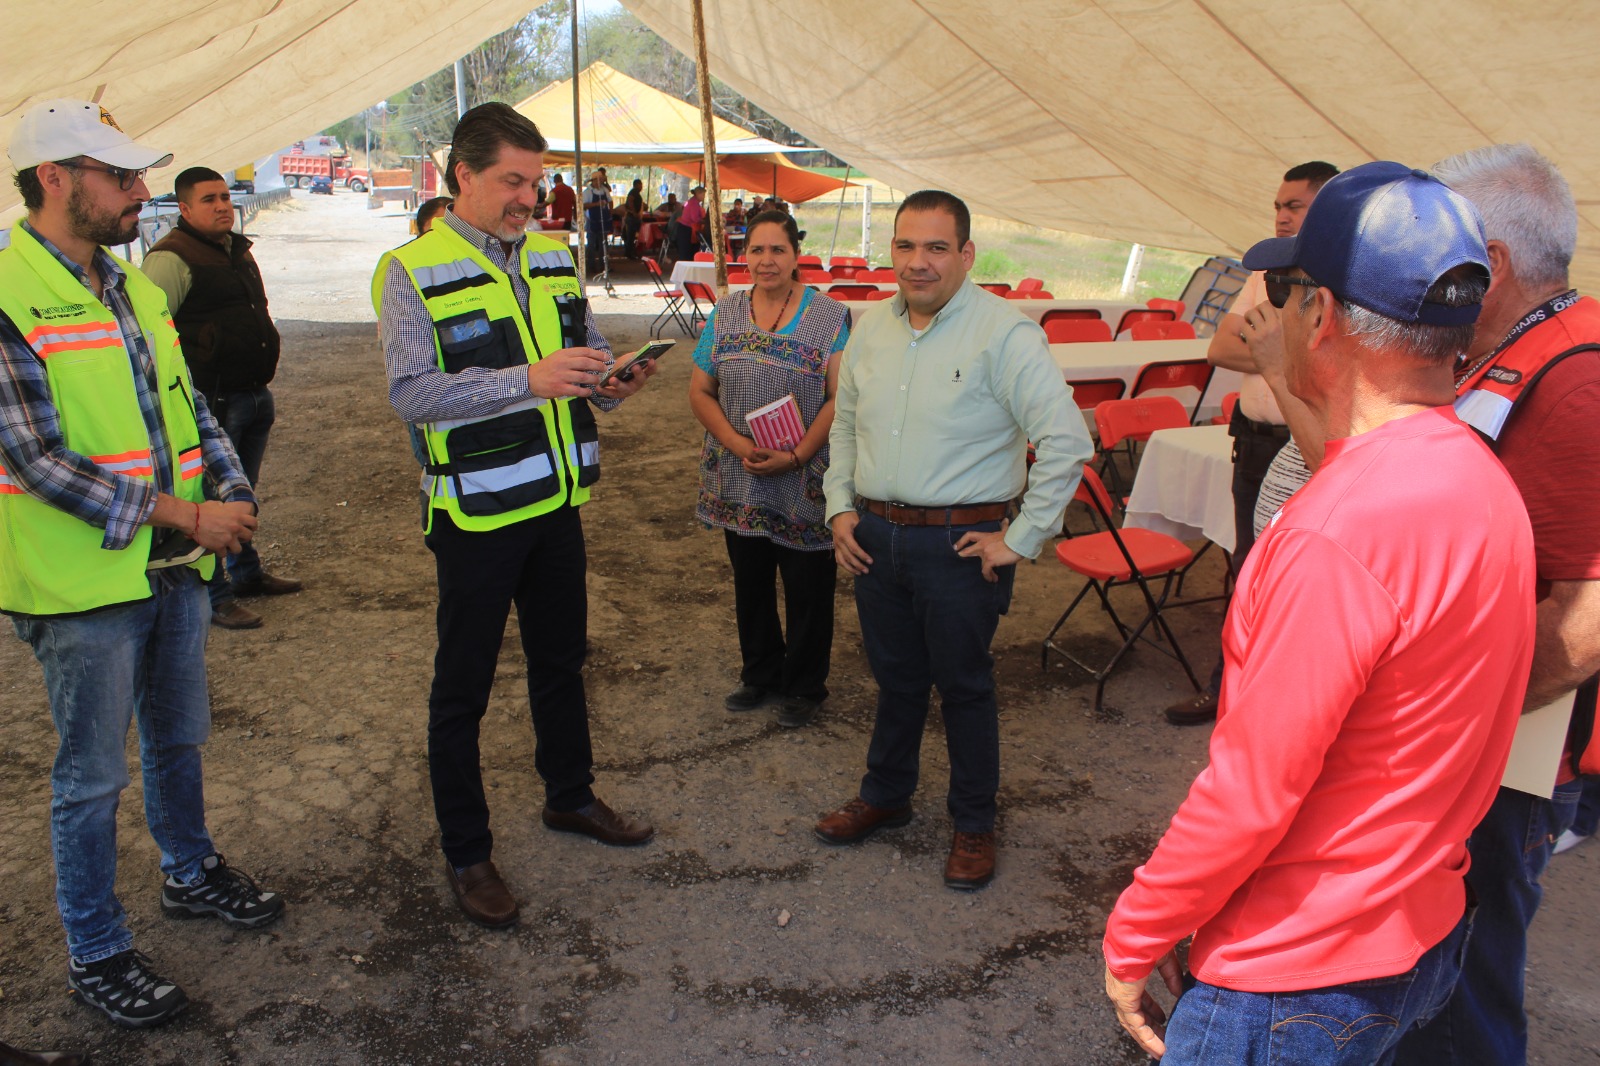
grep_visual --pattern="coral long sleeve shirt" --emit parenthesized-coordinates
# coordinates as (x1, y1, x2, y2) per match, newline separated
(1104, 407, 1536, 991)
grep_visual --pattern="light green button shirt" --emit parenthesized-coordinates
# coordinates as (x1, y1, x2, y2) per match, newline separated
(824, 279, 1092, 559)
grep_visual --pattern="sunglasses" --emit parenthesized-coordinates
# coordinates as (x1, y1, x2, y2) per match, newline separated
(57, 160, 148, 192)
(1263, 273, 1321, 309)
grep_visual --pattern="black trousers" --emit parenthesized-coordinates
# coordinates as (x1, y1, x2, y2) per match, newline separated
(425, 507, 596, 868)
(1203, 405, 1292, 693)
(724, 530, 836, 702)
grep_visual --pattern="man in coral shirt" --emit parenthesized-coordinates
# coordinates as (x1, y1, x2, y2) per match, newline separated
(1102, 162, 1537, 1063)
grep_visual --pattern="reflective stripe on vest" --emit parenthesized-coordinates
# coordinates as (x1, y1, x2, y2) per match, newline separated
(23, 319, 123, 356)
(1454, 295, 1600, 440)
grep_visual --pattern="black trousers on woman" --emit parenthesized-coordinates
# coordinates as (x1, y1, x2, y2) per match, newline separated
(724, 530, 835, 702)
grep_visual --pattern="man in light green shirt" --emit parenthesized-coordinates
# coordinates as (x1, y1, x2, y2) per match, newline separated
(814, 190, 1092, 890)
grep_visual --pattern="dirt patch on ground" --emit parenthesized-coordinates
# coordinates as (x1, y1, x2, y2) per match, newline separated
(1, 192, 1594, 1064)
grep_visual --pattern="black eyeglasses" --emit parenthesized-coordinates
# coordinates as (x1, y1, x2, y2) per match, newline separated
(57, 160, 147, 192)
(1263, 273, 1321, 309)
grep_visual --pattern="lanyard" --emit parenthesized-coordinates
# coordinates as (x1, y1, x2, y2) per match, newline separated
(1455, 289, 1580, 389)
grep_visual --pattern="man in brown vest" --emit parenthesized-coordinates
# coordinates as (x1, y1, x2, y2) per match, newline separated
(145, 166, 302, 628)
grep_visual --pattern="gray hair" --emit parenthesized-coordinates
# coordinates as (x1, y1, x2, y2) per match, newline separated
(1433, 144, 1575, 293)
(1300, 268, 1488, 367)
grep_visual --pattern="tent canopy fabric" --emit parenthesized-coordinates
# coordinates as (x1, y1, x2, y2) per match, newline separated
(618, 0, 1600, 291)
(512, 62, 849, 203)
(1, 0, 537, 214)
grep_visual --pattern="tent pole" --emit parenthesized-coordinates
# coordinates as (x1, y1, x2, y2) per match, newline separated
(571, 1, 587, 290)
(691, 0, 728, 295)
(826, 164, 851, 262)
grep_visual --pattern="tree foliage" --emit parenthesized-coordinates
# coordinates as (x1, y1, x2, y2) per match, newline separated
(325, 0, 814, 164)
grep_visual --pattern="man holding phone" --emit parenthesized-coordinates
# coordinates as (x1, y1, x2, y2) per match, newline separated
(379, 103, 659, 931)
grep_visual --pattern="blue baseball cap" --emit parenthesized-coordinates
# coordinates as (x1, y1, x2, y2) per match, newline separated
(1242, 161, 1489, 326)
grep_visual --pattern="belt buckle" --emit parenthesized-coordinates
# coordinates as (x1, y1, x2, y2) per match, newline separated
(885, 500, 910, 524)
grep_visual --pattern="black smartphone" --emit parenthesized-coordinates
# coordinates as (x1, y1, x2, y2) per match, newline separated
(601, 340, 675, 386)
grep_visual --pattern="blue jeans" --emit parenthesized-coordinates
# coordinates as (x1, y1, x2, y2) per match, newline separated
(1396, 779, 1583, 1065)
(1164, 908, 1474, 1065)
(205, 386, 275, 603)
(1571, 775, 1600, 838)
(852, 511, 1014, 833)
(12, 569, 216, 964)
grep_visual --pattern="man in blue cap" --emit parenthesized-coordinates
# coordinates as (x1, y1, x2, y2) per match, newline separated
(1100, 162, 1538, 1064)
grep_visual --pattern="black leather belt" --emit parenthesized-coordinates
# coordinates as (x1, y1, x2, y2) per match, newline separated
(856, 496, 1009, 527)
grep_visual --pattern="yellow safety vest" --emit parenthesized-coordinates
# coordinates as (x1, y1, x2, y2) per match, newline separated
(0, 225, 213, 615)
(384, 225, 601, 533)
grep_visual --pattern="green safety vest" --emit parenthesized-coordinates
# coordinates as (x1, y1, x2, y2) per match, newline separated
(0, 225, 214, 615)
(382, 224, 601, 533)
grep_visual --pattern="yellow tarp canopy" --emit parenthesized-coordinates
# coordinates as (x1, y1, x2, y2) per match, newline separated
(511, 62, 850, 203)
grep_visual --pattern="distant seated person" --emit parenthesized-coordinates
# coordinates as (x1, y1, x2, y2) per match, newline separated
(654, 192, 678, 222)
(676, 185, 708, 261)
(416, 195, 452, 235)
(546, 172, 576, 229)
(725, 198, 747, 227)
(622, 178, 645, 258)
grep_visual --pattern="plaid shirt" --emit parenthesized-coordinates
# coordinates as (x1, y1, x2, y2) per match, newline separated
(381, 207, 617, 424)
(0, 221, 253, 551)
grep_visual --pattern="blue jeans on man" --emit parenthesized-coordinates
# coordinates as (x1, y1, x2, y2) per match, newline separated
(1163, 907, 1474, 1065)
(852, 511, 1013, 832)
(1395, 778, 1583, 1064)
(205, 386, 274, 605)
(12, 569, 215, 963)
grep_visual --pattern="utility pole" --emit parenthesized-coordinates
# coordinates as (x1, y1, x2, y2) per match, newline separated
(454, 59, 468, 118)
(692, 0, 728, 293)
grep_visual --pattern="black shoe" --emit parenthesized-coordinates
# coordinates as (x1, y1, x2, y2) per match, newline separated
(777, 696, 821, 728)
(68, 950, 188, 1029)
(724, 685, 769, 712)
(161, 854, 285, 929)
(1165, 691, 1218, 725)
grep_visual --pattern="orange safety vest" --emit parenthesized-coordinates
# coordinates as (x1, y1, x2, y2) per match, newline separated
(1454, 294, 1600, 777)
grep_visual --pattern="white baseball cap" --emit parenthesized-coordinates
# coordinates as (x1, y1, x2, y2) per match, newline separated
(9, 99, 173, 171)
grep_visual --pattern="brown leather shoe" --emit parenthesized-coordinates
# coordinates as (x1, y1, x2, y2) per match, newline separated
(445, 860, 518, 928)
(231, 572, 303, 597)
(541, 798, 654, 846)
(210, 600, 263, 630)
(814, 798, 913, 845)
(944, 831, 996, 890)
(0, 1041, 91, 1065)
(1165, 691, 1218, 726)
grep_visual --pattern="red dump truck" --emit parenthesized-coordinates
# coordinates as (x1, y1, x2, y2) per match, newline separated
(278, 154, 369, 192)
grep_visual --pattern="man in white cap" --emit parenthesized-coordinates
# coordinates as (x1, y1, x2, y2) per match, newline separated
(0, 100, 284, 1030)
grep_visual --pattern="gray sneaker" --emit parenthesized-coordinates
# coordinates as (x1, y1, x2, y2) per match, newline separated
(68, 949, 188, 1029)
(162, 854, 285, 929)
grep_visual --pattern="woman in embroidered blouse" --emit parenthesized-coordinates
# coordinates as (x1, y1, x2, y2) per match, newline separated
(688, 211, 851, 729)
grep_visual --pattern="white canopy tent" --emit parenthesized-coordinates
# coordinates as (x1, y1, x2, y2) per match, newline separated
(620, 0, 1600, 289)
(4, 1, 1598, 287)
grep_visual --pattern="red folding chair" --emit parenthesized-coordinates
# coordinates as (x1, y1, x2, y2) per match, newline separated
(979, 282, 1012, 296)
(829, 284, 878, 299)
(797, 255, 824, 268)
(865, 289, 896, 301)
(1017, 277, 1045, 293)
(857, 268, 897, 283)
(1093, 395, 1191, 498)
(1024, 291, 1055, 299)
(1115, 307, 1177, 336)
(681, 280, 717, 334)
(727, 270, 752, 285)
(1146, 297, 1186, 318)
(798, 268, 833, 285)
(1041, 466, 1202, 712)
(829, 265, 859, 280)
(1044, 318, 1113, 344)
(644, 258, 692, 338)
(1064, 378, 1126, 410)
(1039, 308, 1103, 328)
(1127, 320, 1197, 341)
(693, 251, 715, 262)
(1129, 359, 1215, 422)
(1210, 391, 1240, 426)
(830, 256, 868, 268)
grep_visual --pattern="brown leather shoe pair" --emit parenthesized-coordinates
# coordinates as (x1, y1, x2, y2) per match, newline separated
(814, 798, 913, 845)
(445, 860, 518, 928)
(210, 600, 263, 630)
(541, 798, 654, 846)
(1165, 691, 1218, 725)
(944, 831, 996, 891)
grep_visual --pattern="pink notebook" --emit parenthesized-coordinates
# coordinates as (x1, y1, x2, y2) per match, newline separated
(745, 394, 807, 451)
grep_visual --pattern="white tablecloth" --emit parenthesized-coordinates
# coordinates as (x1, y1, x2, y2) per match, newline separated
(1123, 424, 1236, 552)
